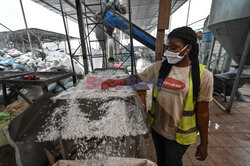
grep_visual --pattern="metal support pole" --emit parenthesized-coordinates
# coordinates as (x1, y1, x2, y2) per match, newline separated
(207, 37, 216, 70)
(213, 98, 226, 111)
(0, 22, 13, 32)
(65, 13, 72, 52)
(59, 0, 76, 83)
(61, 0, 132, 72)
(67, 2, 131, 56)
(11, 87, 33, 105)
(80, 1, 116, 43)
(216, 45, 223, 73)
(19, 0, 34, 58)
(83, 0, 93, 70)
(72, 23, 131, 57)
(187, 17, 207, 27)
(64, 41, 67, 53)
(100, 0, 107, 69)
(75, 0, 89, 75)
(128, 0, 136, 75)
(186, 0, 191, 26)
(213, 45, 222, 74)
(2, 84, 8, 107)
(21, 38, 25, 53)
(221, 53, 232, 73)
(226, 29, 250, 113)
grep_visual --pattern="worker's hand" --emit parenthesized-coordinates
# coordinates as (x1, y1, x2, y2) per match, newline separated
(195, 144, 208, 161)
(101, 79, 117, 89)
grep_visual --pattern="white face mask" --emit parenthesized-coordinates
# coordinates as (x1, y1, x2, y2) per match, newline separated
(165, 45, 188, 64)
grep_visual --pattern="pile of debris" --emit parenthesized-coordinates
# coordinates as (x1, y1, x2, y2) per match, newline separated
(0, 48, 84, 75)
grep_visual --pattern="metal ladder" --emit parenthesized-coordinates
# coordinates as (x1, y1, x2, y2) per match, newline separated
(83, 0, 107, 69)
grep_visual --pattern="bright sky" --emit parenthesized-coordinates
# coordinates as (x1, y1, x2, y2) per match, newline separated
(0, 0, 80, 37)
(171, 0, 212, 30)
(0, 0, 212, 44)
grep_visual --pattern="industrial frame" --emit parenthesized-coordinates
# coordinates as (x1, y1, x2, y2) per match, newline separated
(207, 31, 250, 113)
(226, 29, 250, 112)
(73, 0, 137, 74)
(14, 0, 79, 83)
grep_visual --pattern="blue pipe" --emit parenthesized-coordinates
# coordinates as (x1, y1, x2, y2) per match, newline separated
(104, 9, 167, 52)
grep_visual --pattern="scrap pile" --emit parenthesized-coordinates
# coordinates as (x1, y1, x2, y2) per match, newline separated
(0, 48, 84, 75)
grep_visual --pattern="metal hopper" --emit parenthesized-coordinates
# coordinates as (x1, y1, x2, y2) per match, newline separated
(208, 0, 250, 65)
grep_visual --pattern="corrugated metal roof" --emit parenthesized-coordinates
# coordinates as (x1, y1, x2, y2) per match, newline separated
(31, 0, 187, 32)
(0, 28, 77, 43)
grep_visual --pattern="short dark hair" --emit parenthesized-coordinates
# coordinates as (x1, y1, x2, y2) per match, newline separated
(108, 57, 115, 62)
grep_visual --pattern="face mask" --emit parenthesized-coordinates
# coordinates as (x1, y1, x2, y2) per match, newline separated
(165, 45, 188, 64)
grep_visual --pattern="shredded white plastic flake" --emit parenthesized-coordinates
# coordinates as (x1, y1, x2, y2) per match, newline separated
(215, 123, 220, 130)
(37, 69, 147, 142)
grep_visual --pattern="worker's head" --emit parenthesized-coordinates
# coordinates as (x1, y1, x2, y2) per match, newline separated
(108, 57, 115, 63)
(167, 26, 198, 61)
(197, 31, 203, 39)
(159, 26, 200, 101)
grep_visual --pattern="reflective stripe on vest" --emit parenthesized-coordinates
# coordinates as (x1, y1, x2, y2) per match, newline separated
(148, 87, 158, 124)
(149, 64, 206, 145)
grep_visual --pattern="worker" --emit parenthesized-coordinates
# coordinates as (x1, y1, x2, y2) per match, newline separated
(107, 57, 115, 68)
(114, 60, 121, 68)
(94, 1, 126, 52)
(94, 12, 108, 52)
(102, 27, 213, 166)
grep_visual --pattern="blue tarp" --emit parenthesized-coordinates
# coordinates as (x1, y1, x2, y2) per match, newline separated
(0, 56, 27, 71)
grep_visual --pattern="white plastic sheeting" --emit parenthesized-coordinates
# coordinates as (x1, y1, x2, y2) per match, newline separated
(0, 48, 84, 75)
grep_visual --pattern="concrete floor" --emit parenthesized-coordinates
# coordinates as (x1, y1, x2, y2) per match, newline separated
(183, 95, 250, 166)
(183, 84, 250, 166)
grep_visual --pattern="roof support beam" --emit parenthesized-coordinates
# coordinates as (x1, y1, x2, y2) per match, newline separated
(75, 0, 89, 75)
(128, 0, 136, 74)
(155, 0, 171, 61)
(20, 0, 34, 58)
(186, 0, 191, 25)
(59, 0, 77, 83)
(40, 0, 77, 21)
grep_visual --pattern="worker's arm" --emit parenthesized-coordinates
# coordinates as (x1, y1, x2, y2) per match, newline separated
(195, 101, 209, 161)
(101, 62, 160, 89)
(101, 75, 142, 89)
